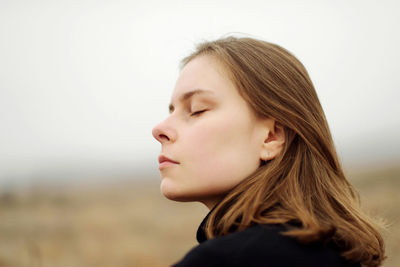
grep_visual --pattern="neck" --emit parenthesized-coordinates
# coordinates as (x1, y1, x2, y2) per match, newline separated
(200, 196, 223, 210)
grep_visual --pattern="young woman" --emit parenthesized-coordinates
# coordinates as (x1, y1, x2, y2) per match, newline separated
(152, 36, 385, 267)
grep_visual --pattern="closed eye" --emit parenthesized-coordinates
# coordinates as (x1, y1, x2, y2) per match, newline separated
(190, 110, 207, 116)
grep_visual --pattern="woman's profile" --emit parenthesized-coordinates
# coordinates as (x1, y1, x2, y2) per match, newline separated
(152, 36, 385, 267)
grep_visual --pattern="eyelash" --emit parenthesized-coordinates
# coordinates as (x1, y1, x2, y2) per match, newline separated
(190, 109, 207, 116)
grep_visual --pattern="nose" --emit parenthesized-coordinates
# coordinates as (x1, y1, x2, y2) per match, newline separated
(152, 119, 176, 144)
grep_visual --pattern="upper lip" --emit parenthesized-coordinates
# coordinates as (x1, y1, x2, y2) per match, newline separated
(158, 155, 180, 164)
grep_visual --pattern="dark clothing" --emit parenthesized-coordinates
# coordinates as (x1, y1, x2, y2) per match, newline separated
(172, 210, 360, 267)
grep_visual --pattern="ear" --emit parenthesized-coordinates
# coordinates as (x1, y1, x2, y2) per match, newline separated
(259, 119, 285, 161)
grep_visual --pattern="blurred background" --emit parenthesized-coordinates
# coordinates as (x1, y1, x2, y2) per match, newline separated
(0, 0, 399, 266)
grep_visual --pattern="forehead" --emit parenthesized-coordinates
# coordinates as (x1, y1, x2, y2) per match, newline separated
(170, 56, 236, 105)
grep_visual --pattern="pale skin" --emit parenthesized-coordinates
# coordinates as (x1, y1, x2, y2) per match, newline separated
(152, 55, 285, 210)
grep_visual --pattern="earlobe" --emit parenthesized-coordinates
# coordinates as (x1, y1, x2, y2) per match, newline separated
(261, 151, 270, 161)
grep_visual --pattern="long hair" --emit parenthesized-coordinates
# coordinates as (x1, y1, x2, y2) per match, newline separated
(181, 36, 385, 267)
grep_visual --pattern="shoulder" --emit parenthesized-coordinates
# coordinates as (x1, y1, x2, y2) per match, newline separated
(173, 224, 360, 267)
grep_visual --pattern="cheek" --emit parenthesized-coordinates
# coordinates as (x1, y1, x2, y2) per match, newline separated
(183, 113, 260, 190)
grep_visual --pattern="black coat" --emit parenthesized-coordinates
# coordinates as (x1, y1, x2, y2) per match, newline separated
(172, 210, 361, 267)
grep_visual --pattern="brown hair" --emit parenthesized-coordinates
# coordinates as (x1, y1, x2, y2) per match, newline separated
(181, 36, 385, 267)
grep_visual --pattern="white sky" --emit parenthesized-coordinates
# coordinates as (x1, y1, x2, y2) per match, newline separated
(1, 0, 399, 183)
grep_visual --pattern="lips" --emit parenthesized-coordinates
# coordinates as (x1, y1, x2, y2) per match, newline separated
(158, 155, 180, 164)
(158, 155, 180, 170)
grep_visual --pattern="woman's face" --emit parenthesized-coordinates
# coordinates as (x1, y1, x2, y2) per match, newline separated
(152, 55, 271, 209)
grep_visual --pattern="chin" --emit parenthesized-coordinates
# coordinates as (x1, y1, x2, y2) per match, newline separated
(160, 178, 198, 202)
(160, 178, 185, 201)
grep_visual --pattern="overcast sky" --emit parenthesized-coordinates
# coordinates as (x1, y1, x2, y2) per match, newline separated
(1, 0, 399, 184)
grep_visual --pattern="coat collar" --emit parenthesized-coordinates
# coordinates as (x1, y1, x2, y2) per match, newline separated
(196, 206, 216, 243)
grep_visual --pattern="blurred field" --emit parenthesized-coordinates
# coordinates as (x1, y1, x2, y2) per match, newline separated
(0, 165, 398, 267)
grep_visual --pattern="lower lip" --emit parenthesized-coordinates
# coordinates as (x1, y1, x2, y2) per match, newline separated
(159, 161, 178, 170)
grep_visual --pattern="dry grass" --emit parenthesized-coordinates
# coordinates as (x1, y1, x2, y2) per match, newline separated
(0, 166, 398, 267)
(348, 166, 400, 267)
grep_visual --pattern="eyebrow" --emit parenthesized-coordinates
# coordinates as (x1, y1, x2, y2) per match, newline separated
(168, 89, 214, 113)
